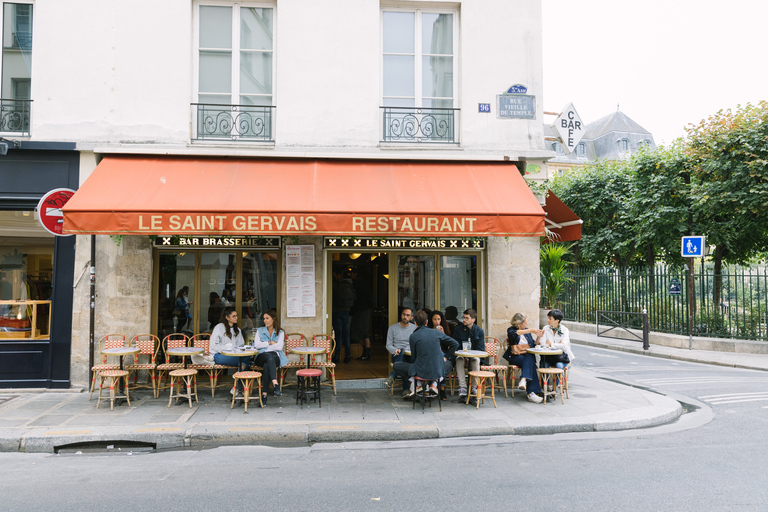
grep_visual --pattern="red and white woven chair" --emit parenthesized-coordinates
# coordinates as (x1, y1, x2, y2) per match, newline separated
(124, 334, 160, 398)
(503, 337, 521, 397)
(156, 333, 189, 395)
(278, 333, 308, 389)
(188, 333, 236, 397)
(89, 334, 127, 400)
(480, 336, 508, 398)
(309, 334, 337, 396)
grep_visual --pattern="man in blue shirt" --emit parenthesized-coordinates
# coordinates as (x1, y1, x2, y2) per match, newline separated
(451, 308, 485, 397)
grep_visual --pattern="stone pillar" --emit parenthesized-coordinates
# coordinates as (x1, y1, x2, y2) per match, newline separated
(486, 236, 540, 340)
(70, 234, 153, 388)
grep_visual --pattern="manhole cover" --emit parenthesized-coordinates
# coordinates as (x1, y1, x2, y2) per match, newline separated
(572, 393, 596, 399)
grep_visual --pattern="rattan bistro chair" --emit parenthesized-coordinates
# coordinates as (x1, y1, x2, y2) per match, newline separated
(480, 337, 508, 398)
(188, 333, 236, 397)
(89, 334, 127, 400)
(124, 334, 160, 398)
(309, 334, 337, 396)
(502, 338, 521, 397)
(278, 333, 308, 389)
(156, 333, 189, 395)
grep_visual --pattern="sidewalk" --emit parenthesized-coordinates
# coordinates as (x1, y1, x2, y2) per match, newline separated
(569, 330, 768, 372)
(0, 366, 681, 453)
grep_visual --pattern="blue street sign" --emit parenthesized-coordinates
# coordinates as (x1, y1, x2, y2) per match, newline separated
(681, 236, 705, 258)
(478, 103, 491, 113)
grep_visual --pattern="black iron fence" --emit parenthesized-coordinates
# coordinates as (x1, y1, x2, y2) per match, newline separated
(0, 99, 31, 135)
(546, 264, 768, 341)
(192, 103, 274, 142)
(381, 106, 459, 143)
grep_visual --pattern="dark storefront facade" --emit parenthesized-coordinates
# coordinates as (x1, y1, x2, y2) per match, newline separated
(0, 142, 78, 387)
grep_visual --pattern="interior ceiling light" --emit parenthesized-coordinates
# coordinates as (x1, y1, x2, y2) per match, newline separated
(349, 253, 361, 260)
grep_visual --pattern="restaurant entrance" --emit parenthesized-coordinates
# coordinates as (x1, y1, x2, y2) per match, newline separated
(327, 242, 482, 380)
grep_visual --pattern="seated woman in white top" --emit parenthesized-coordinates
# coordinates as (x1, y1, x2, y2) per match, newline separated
(206, 306, 247, 370)
(253, 309, 285, 404)
(540, 309, 575, 368)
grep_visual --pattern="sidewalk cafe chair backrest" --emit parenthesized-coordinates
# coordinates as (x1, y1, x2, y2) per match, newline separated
(277, 333, 309, 388)
(503, 337, 520, 394)
(191, 333, 211, 353)
(163, 333, 189, 357)
(129, 334, 160, 365)
(99, 334, 127, 363)
(311, 334, 334, 363)
(480, 336, 508, 398)
(286, 333, 307, 354)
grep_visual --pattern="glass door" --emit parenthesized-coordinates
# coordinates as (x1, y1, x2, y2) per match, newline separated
(199, 252, 236, 333)
(156, 252, 196, 338)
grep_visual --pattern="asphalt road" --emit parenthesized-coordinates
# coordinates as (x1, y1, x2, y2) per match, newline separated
(2, 345, 768, 511)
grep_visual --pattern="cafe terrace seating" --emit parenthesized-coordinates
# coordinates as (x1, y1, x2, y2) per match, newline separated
(502, 337, 521, 396)
(124, 334, 160, 398)
(231, 370, 263, 412)
(189, 333, 237, 397)
(89, 333, 127, 400)
(309, 334, 337, 396)
(96, 369, 131, 411)
(278, 333, 308, 389)
(156, 333, 189, 394)
(480, 336, 508, 398)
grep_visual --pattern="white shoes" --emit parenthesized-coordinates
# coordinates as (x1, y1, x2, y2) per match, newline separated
(518, 379, 527, 391)
(528, 392, 543, 403)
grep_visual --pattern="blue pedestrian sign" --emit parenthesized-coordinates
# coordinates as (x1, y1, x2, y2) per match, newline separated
(681, 236, 705, 258)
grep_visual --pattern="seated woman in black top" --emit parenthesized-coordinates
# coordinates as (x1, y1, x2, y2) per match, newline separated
(503, 312, 544, 403)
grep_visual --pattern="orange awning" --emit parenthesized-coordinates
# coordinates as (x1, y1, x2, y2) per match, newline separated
(543, 192, 582, 241)
(63, 156, 545, 237)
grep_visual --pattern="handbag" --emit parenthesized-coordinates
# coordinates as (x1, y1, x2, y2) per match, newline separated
(172, 308, 182, 316)
(512, 343, 529, 355)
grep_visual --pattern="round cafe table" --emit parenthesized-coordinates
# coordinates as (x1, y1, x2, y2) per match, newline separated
(166, 346, 204, 369)
(290, 346, 326, 368)
(527, 346, 564, 404)
(454, 349, 488, 397)
(101, 347, 140, 402)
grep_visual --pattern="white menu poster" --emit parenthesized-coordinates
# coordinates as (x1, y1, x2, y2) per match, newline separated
(286, 245, 315, 317)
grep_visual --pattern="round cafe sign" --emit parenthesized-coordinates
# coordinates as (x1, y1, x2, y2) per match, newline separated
(36, 188, 76, 236)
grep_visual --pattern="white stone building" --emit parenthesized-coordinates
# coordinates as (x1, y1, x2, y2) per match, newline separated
(0, 0, 566, 388)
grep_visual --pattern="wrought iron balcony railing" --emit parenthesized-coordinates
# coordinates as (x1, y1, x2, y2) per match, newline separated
(0, 99, 31, 135)
(381, 106, 459, 143)
(192, 103, 275, 142)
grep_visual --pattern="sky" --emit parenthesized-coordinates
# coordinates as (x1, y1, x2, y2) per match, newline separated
(542, 0, 768, 146)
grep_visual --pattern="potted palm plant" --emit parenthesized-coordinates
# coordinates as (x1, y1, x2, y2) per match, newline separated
(540, 243, 573, 325)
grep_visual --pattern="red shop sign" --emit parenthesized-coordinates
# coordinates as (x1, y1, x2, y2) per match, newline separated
(37, 188, 76, 236)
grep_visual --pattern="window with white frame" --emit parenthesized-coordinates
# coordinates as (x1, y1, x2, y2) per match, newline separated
(382, 10, 455, 109)
(576, 142, 586, 157)
(0, 2, 32, 135)
(194, 3, 274, 140)
(381, 9, 457, 142)
(618, 138, 629, 152)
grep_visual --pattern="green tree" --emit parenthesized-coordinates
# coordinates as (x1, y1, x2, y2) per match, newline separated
(686, 101, 768, 307)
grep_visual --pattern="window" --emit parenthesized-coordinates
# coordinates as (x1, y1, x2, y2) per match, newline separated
(0, 2, 32, 135)
(618, 138, 629, 152)
(640, 139, 651, 148)
(553, 142, 563, 155)
(194, 4, 275, 141)
(381, 9, 457, 142)
(576, 142, 586, 157)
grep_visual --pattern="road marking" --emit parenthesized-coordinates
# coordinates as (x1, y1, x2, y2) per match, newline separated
(703, 397, 768, 405)
(699, 392, 768, 399)
(43, 430, 92, 436)
(135, 427, 181, 432)
(699, 392, 768, 404)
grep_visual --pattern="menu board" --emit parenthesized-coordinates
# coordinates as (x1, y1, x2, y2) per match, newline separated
(286, 245, 316, 317)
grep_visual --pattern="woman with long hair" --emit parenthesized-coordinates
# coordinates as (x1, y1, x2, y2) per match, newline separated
(429, 310, 452, 336)
(253, 309, 285, 405)
(174, 286, 192, 332)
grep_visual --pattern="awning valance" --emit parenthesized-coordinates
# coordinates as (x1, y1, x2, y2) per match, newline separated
(543, 192, 582, 241)
(62, 156, 545, 237)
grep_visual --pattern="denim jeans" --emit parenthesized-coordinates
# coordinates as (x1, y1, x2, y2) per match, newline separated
(504, 352, 541, 394)
(390, 351, 410, 391)
(214, 353, 249, 372)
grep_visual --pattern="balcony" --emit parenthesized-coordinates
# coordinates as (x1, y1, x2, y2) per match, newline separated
(0, 99, 31, 135)
(381, 106, 459, 144)
(192, 103, 275, 142)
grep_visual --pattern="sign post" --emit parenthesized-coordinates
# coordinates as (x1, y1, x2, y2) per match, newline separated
(681, 236, 705, 350)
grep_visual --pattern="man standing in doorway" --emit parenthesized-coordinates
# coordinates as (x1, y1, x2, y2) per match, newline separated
(385, 307, 416, 395)
(350, 267, 375, 361)
(452, 308, 485, 399)
(332, 269, 356, 363)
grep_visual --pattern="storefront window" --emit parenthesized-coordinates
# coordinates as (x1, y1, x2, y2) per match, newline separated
(157, 252, 195, 337)
(397, 255, 435, 313)
(440, 255, 477, 319)
(199, 252, 235, 333)
(241, 252, 278, 331)
(0, 211, 54, 339)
